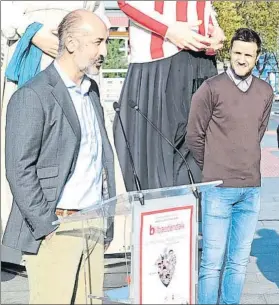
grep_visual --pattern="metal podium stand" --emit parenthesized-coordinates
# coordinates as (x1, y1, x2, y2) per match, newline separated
(53, 180, 222, 304)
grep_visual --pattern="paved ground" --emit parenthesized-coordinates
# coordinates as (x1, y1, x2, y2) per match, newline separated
(1, 102, 279, 304)
(239, 107, 279, 305)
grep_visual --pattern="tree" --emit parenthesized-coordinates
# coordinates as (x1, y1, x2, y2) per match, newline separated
(213, 1, 244, 66)
(103, 38, 128, 77)
(214, 0, 279, 73)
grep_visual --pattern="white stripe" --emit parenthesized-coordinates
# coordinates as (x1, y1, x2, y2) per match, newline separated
(129, 23, 153, 62)
(204, 1, 213, 36)
(122, 0, 172, 28)
(187, 1, 199, 33)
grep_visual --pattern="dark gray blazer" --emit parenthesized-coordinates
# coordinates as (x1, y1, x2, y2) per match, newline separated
(3, 63, 116, 254)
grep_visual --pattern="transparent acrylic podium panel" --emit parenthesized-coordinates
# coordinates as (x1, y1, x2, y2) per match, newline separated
(53, 180, 222, 304)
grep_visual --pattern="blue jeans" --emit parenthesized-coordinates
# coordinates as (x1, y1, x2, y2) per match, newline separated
(198, 187, 261, 304)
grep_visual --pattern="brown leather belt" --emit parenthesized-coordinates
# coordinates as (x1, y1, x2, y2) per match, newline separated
(55, 209, 80, 217)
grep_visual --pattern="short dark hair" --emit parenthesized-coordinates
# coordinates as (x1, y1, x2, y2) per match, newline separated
(230, 28, 262, 55)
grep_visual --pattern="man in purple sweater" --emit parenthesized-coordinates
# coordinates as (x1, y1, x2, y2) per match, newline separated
(186, 28, 274, 304)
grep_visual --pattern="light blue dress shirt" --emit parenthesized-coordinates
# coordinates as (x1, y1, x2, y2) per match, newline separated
(54, 61, 103, 210)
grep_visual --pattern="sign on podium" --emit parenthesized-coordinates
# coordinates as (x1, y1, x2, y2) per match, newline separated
(53, 180, 222, 304)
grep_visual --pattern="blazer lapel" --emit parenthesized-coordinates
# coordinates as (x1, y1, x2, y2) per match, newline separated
(45, 63, 81, 143)
(51, 77, 81, 144)
(88, 90, 106, 138)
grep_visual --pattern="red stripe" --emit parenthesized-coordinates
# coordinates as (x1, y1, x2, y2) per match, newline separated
(155, 0, 164, 13)
(118, 1, 168, 37)
(150, 1, 165, 60)
(176, 1, 188, 22)
(197, 1, 206, 36)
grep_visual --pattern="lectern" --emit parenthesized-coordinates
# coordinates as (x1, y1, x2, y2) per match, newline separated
(53, 180, 222, 304)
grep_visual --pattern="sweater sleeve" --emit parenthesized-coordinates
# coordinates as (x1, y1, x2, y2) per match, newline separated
(117, 0, 171, 37)
(186, 81, 214, 170)
(259, 93, 274, 141)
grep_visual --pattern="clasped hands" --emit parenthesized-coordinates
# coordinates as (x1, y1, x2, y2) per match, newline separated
(166, 20, 226, 52)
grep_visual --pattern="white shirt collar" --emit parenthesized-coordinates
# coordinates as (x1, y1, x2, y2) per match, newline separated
(54, 61, 91, 96)
(226, 66, 253, 92)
